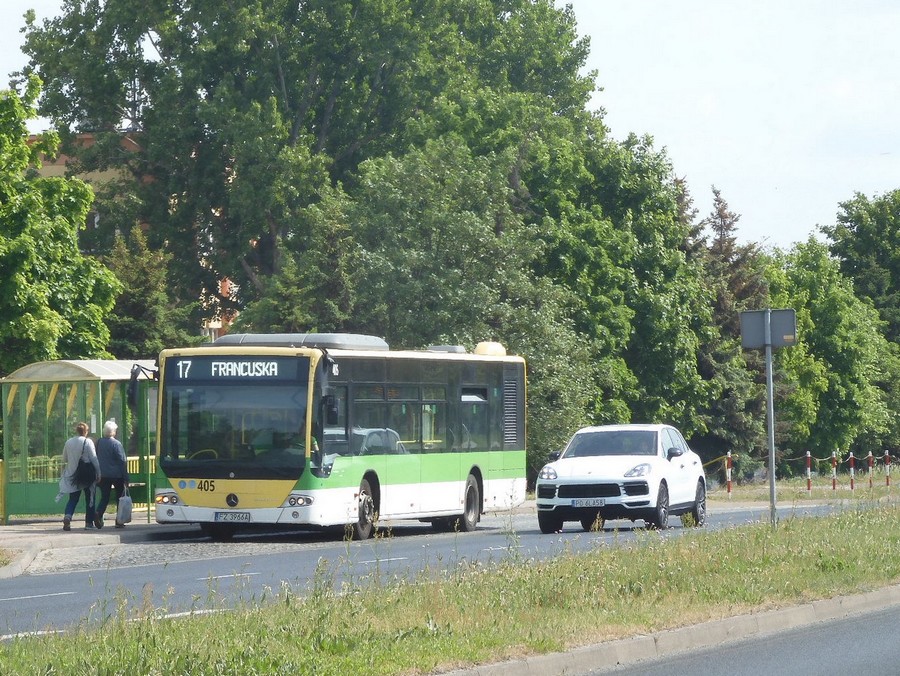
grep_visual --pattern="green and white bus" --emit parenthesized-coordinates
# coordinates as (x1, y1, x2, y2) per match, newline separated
(151, 333, 526, 539)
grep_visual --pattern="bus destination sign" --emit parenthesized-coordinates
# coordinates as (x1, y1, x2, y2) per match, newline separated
(165, 356, 307, 383)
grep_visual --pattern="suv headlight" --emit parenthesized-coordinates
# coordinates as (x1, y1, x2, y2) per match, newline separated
(538, 465, 558, 480)
(624, 463, 652, 477)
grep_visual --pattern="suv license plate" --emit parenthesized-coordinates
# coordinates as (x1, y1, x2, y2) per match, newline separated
(572, 498, 605, 508)
(215, 511, 251, 523)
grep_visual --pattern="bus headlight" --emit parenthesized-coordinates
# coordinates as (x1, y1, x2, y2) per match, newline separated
(286, 494, 313, 507)
(155, 492, 179, 505)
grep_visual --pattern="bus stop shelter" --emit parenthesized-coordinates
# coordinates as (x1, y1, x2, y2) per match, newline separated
(1, 360, 157, 523)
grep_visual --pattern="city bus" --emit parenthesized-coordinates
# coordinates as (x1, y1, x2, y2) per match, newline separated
(149, 333, 526, 539)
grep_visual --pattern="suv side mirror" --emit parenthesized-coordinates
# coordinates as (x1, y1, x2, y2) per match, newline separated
(548, 450, 561, 462)
(667, 446, 684, 460)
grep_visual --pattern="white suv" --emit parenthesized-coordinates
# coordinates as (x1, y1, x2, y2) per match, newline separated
(535, 424, 706, 533)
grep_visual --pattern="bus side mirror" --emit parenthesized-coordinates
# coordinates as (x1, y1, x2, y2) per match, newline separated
(325, 395, 339, 425)
(126, 365, 140, 408)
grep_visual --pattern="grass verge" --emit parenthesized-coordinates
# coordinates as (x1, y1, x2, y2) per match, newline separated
(709, 476, 895, 502)
(2, 502, 899, 674)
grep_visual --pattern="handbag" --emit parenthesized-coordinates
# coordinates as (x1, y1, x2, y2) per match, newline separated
(74, 440, 96, 485)
(117, 487, 133, 524)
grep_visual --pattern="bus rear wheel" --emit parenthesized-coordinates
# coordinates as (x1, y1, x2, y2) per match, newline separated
(351, 478, 375, 540)
(454, 474, 480, 532)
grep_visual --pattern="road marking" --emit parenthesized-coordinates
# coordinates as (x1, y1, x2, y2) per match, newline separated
(359, 557, 407, 564)
(197, 572, 261, 581)
(0, 591, 76, 602)
(1, 628, 64, 641)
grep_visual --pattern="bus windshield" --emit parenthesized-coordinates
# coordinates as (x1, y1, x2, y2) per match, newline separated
(160, 355, 312, 480)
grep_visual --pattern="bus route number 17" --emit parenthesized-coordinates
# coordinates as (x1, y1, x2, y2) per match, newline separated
(177, 360, 192, 378)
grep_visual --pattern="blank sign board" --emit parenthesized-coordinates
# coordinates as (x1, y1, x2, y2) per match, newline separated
(740, 309, 797, 349)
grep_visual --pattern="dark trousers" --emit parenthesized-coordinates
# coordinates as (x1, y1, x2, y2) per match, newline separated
(64, 486, 96, 525)
(96, 478, 127, 521)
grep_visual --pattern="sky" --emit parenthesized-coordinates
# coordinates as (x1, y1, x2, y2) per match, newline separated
(2, 1, 899, 250)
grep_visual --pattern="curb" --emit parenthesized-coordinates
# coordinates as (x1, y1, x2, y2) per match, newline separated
(0, 531, 121, 580)
(0, 543, 41, 580)
(439, 583, 900, 675)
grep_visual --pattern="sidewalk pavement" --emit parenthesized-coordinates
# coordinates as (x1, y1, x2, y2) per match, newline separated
(0, 510, 193, 579)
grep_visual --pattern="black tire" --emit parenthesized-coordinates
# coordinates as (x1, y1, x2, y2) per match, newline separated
(684, 480, 706, 528)
(580, 513, 605, 532)
(538, 511, 563, 534)
(350, 478, 375, 540)
(451, 474, 480, 532)
(648, 482, 669, 530)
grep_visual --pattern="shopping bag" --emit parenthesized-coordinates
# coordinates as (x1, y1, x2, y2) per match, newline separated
(117, 488, 133, 524)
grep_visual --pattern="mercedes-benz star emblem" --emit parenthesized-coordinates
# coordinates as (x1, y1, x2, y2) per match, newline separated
(226, 493, 239, 507)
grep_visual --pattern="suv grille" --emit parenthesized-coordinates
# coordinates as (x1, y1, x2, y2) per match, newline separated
(557, 483, 621, 499)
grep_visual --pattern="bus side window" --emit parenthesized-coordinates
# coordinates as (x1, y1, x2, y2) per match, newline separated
(323, 387, 348, 455)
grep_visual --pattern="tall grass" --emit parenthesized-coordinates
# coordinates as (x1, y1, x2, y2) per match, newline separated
(2, 504, 899, 675)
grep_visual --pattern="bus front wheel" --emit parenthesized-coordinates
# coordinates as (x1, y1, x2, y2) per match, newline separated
(351, 478, 375, 540)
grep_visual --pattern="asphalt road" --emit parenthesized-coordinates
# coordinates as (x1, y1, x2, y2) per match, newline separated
(590, 603, 900, 676)
(2, 499, 898, 676)
(0, 501, 839, 639)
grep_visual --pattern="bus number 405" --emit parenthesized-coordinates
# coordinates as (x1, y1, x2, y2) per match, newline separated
(197, 480, 215, 492)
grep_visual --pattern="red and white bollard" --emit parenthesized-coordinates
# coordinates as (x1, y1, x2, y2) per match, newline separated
(726, 451, 733, 499)
(849, 452, 855, 492)
(806, 450, 812, 494)
(867, 451, 874, 489)
(831, 451, 837, 491)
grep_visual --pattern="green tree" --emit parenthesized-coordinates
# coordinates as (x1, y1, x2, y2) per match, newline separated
(20, 0, 594, 322)
(0, 79, 120, 375)
(767, 239, 893, 459)
(689, 188, 768, 462)
(301, 136, 596, 473)
(823, 189, 900, 342)
(103, 227, 203, 358)
(594, 135, 716, 433)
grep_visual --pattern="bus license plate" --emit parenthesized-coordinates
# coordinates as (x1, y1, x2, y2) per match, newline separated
(215, 511, 251, 523)
(571, 498, 605, 508)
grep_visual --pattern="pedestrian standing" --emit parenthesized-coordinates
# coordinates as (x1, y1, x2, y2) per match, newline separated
(57, 422, 101, 531)
(94, 419, 130, 529)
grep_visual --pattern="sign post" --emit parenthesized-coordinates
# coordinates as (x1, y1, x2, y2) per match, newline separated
(740, 309, 797, 526)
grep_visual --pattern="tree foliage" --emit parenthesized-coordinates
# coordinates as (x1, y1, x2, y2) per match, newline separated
(103, 227, 203, 358)
(767, 240, 894, 456)
(0, 78, 120, 375)
(296, 136, 596, 473)
(688, 188, 768, 461)
(20, 0, 593, 320)
(15, 0, 900, 471)
(823, 190, 900, 342)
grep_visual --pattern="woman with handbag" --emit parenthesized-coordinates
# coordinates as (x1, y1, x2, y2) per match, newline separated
(57, 422, 101, 531)
(93, 419, 130, 529)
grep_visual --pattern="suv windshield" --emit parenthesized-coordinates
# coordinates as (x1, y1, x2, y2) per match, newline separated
(562, 430, 657, 458)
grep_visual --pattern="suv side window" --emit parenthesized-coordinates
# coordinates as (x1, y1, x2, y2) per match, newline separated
(661, 428, 678, 456)
(670, 427, 690, 453)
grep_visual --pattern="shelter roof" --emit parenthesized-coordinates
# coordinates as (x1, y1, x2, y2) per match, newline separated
(2, 360, 157, 383)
